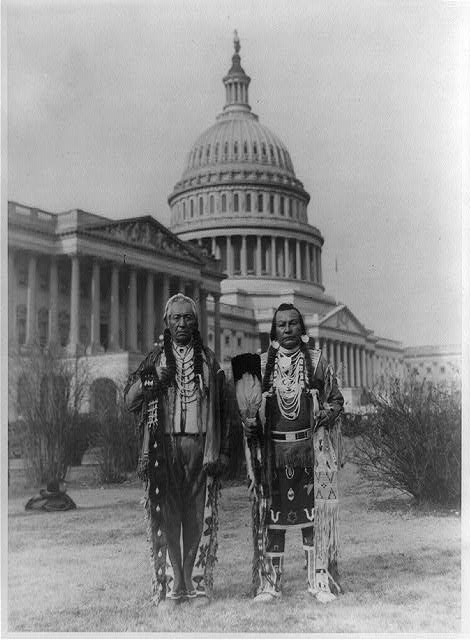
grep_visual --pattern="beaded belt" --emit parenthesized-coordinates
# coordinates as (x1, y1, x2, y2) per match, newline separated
(271, 428, 312, 442)
(167, 432, 206, 437)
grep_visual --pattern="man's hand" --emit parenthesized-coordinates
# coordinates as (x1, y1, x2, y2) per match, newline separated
(316, 405, 336, 429)
(242, 417, 260, 438)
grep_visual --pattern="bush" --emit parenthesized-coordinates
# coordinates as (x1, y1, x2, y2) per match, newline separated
(12, 347, 90, 486)
(92, 396, 139, 484)
(353, 375, 461, 506)
(65, 414, 98, 467)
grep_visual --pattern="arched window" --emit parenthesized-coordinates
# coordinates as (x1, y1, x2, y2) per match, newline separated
(16, 304, 26, 345)
(59, 311, 70, 347)
(38, 307, 49, 348)
(222, 194, 227, 213)
(199, 197, 204, 216)
(234, 141, 238, 158)
(253, 142, 258, 158)
(262, 143, 267, 159)
(90, 378, 118, 418)
(209, 195, 214, 214)
(269, 195, 275, 214)
(270, 145, 275, 161)
(224, 142, 229, 160)
(206, 145, 211, 162)
(183, 201, 186, 220)
(246, 193, 251, 212)
(243, 141, 248, 156)
(280, 196, 285, 215)
(190, 199, 194, 217)
(215, 143, 219, 161)
(234, 193, 239, 212)
(258, 193, 264, 213)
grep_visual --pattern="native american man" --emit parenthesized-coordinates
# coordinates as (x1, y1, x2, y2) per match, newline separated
(233, 303, 344, 603)
(124, 294, 230, 608)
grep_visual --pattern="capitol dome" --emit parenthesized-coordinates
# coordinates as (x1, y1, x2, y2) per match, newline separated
(169, 32, 329, 311)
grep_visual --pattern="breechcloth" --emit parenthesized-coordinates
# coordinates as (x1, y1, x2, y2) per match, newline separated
(148, 434, 206, 597)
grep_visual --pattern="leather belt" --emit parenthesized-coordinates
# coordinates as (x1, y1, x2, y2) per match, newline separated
(271, 428, 312, 442)
(167, 432, 206, 437)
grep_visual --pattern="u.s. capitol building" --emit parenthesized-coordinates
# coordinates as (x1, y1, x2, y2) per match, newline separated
(9, 34, 429, 419)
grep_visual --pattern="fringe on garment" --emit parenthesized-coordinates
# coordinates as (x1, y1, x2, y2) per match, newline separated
(144, 494, 167, 602)
(313, 499, 340, 565)
(203, 476, 221, 597)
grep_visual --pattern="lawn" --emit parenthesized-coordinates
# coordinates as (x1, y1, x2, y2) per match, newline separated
(6, 452, 464, 635)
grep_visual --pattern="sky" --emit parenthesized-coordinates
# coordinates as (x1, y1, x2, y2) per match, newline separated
(4, 0, 469, 347)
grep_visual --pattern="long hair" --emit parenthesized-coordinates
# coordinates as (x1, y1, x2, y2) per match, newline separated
(262, 303, 316, 392)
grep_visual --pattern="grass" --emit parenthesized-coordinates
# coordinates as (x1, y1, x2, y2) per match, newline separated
(6, 451, 463, 634)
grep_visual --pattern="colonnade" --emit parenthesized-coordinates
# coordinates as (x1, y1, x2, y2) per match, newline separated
(196, 234, 322, 283)
(314, 337, 376, 389)
(9, 251, 221, 359)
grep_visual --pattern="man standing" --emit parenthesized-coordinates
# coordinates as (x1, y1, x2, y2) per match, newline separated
(125, 294, 230, 608)
(234, 303, 344, 603)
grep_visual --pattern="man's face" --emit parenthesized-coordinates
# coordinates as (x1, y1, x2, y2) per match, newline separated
(274, 309, 303, 350)
(167, 300, 197, 345)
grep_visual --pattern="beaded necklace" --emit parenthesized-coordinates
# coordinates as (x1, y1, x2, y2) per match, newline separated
(273, 346, 306, 420)
(173, 343, 197, 404)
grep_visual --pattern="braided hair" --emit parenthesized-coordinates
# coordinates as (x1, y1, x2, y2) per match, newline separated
(262, 303, 318, 392)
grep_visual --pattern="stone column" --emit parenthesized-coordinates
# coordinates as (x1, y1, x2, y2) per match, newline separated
(199, 287, 208, 344)
(296, 240, 301, 280)
(47, 258, 58, 347)
(256, 235, 262, 276)
(361, 347, 367, 387)
(8, 251, 16, 344)
(127, 268, 138, 351)
(109, 264, 120, 351)
(226, 236, 232, 276)
(284, 238, 289, 278)
(328, 340, 335, 367)
(67, 255, 79, 353)
(335, 341, 342, 383)
(25, 254, 38, 346)
(304, 243, 310, 281)
(318, 248, 323, 284)
(355, 345, 361, 389)
(348, 344, 355, 387)
(213, 292, 221, 361)
(241, 235, 247, 276)
(89, 260, 101, 352)
(271, 236, 276, 276)
(145, 271, 155, 350)
(342, 343, 349, 386)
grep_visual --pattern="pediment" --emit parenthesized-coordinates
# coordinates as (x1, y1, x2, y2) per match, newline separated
(320, 305, 367, 336)
(80, 216, 200, 263)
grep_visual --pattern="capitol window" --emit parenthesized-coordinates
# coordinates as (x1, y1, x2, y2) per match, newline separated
(222, 194, 227, 212)
(199, 197, 204, 216)
(262, 143, 267, 159)
(190, 199, 194, 217)
(246, 193, 251, 212)
(289, 199, 293, 217)
(234, 141, 238, 158)
(243, 141, 248, 157)
(224, 142, 229, 160)
(258, 193, 263, 212)
(280, 196, 285, 215)
(234, 193, 239, 212)
(253, 142, 258, 158)
(269, 195, 274, 214)
(183, 201, 186, 219)
(210, 195, 214, 214)
(215, 143, 219, 161)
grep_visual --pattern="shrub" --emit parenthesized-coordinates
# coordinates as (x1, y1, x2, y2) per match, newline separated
(92, 392, 139, 484)
(353, 375, 461, 506)
(12, 347, 89, 486)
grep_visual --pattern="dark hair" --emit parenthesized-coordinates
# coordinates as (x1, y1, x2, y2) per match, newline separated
(263, 303, 316, 392)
